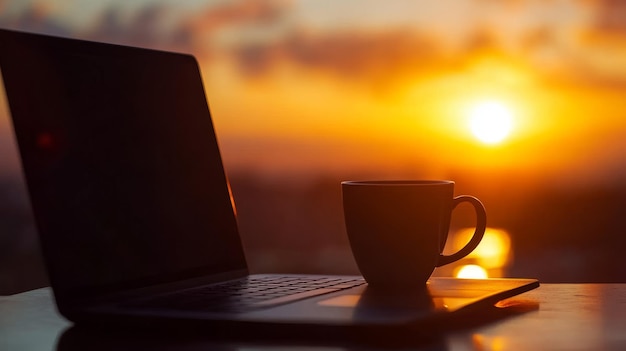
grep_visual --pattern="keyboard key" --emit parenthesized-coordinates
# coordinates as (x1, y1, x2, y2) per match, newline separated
(127, 276, 365, 313)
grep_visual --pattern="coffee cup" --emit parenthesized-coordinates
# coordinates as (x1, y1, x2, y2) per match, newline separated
(342, 180, 486, 287)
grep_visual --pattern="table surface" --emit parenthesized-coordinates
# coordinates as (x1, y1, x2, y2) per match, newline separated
(1, 284, 626, 351)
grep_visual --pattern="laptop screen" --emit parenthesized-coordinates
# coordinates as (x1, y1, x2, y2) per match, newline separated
(0, 30, 247, 298)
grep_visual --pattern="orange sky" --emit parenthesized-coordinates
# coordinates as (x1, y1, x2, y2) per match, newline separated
(2, 0, 626, 186)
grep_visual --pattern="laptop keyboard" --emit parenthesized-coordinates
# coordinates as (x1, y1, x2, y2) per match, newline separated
(127, 276, 366, 313)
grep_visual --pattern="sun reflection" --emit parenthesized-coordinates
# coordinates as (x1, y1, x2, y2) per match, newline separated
(468, 100, 514, 145)
(472, 228, 512, 268)
(472, 334, 507, 351)
(456, 264, 488, 279)
(444, 228, 513, 279)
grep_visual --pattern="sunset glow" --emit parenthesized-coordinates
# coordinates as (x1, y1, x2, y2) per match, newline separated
(1, 0, 626, 284)
(440, 228, 513, 279)
(455, 265, 488, 279)
(1, 0, 626, 183)
(451, 228, 512, 269)
(468, 101, 514, 145)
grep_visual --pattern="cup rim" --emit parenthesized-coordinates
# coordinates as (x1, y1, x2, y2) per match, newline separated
(341, 180, 454, 186)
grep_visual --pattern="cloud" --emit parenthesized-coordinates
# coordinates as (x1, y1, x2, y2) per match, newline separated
(589, 0, 626, 36)
(83, 4, 191, 52)
(178, 0, 291, 57)
(184, 0, 288, 34)
(0, 3, 70, 38)
(0, 0, 291, 55)
(233, 29, 448, 90)
(5, 0, 626, 92)
(230, 11, 626, 93)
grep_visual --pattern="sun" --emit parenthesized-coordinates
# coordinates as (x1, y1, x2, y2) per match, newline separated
(468, 101, 514, 144)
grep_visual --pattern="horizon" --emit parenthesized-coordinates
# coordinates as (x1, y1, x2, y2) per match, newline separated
(0, 0, 625, 188)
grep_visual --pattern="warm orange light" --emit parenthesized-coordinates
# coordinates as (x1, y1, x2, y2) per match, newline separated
(450, 228, 512, 269)
(472, 334, 507, 351)
(468, 100, 513, 144)
(456, 264, 488, 279)
(472, 228, 512, 268)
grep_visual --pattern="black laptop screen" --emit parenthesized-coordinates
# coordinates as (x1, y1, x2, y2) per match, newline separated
(0, 30, 247, 298)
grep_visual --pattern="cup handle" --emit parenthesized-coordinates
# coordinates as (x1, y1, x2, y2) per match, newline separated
(436, 195, 486, 267)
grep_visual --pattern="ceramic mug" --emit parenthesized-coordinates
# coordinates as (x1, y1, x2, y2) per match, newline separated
(342, 180, 486, 287)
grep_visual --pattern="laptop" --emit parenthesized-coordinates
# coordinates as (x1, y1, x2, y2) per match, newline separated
(0, 28, 539, 340)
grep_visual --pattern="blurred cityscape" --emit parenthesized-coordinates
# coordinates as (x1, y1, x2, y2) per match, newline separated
(2, 0, 626, 293)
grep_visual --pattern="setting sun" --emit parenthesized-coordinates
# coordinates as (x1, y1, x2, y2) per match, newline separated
(469, 101, 514, 145)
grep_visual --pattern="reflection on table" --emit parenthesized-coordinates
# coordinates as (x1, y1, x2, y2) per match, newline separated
(2, 284, 626, 350)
